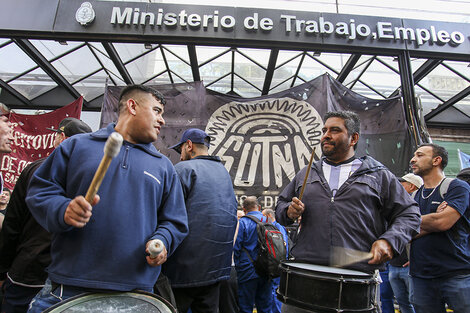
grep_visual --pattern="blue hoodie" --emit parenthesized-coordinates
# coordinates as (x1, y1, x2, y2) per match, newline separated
(26, 124, 188, 291)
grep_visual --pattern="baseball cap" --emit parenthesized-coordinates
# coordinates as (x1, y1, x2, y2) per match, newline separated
(399, 173, 424, 189)
(169, 128, 210, 153)
(47, 117, 92, 137)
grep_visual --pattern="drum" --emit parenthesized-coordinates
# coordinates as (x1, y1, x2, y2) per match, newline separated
(43, 291, 176, 313)
(277, 262, 379, 313)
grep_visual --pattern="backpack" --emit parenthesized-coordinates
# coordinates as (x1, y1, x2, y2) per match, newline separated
(241, 215, 287, 279)
(412, 177, 454, 199)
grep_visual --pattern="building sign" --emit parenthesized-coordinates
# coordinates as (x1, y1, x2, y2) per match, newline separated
(1, 0, 468, 58)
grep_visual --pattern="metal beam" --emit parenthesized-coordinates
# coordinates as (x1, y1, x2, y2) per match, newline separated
(13, 39, 81, 99)
(425, 85, 470, 121)
(187, 44, 200, 81)
(102, 42, 134, 85)
(389, 59, 442, 98)
(262, 49, 279, 95)
(0, 78, 32, 106)
(414, 59, 442, 83)
(397, 50, 421, 145)
(349, 56, 374, 89)
(160, 46, 173, 84)
(291, 52, 306, 88)
(336, 54, 361, 83)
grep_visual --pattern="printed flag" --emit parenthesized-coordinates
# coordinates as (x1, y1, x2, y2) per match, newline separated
(458, 149, 470, 170)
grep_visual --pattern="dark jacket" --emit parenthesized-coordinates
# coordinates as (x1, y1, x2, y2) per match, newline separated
(163, 155, 238, 287)
(0, 158, 50, 286)
(276, 156, 421, 273)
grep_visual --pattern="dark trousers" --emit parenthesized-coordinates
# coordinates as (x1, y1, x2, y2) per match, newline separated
(172, 281, 221, 313)
(1, 278, 42, 313)
(219, 266, 239, 313)
(238, 277, 273, 313)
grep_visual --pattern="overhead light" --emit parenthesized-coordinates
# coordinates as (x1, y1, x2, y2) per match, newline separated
(312, 52, 321, 57)
(58, 40, 68, 45)
(144, 43, 152, 49)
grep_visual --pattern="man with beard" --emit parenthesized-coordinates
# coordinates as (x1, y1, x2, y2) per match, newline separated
(409, 144, 470, 313)
(275, 110, 421, 313)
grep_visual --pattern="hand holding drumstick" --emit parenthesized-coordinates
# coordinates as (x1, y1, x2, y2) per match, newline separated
(286, 147, 315, 221)
(287, 197, 305, 220)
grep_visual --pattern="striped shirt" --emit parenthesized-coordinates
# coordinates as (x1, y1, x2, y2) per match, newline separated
(322, 158, 363, 196)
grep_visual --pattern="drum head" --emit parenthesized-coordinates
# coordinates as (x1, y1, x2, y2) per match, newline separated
(43, 291, 176, 313)
(283, 262, 371, 277)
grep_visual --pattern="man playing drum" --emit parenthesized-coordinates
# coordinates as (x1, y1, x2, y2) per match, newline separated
(25, 85, 189, 312)
(276, 110, 421, 312)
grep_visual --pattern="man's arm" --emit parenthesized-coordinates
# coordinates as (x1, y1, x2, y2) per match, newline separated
(418, 181, 470, 236)
(276, 175, 300, 226)
(379, 174, 421, 255)
(149, 170, 188, 259)
(25, 147, 77, 233)
(233, 219, 246, 265)
(420, 205, 461, 233)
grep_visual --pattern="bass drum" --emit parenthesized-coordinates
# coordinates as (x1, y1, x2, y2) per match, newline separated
(277, 262, 379, 312)
(43, 291, 176, 313)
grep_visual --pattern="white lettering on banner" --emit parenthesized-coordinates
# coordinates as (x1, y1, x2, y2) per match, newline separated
(108, 7, 467, 47)
(12, 130, 55, 150)
(206, 97, 323, 195)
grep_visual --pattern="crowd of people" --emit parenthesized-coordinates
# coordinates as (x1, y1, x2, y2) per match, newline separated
(0, 85, 468, 313)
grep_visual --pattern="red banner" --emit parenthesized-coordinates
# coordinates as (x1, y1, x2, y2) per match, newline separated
(1, 97, 83, 189)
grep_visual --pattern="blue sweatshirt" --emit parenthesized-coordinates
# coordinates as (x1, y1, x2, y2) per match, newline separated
(25, 124, 188, 291)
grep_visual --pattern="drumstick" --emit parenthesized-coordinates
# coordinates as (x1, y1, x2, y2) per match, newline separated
(330, 246, 373, 268)
(85, 132, 123, 203)
(299, 147, 316, 201)
(148, 239, 164, 257)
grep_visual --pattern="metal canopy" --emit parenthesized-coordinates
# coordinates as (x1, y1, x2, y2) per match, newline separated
(0, 27, 468, 130)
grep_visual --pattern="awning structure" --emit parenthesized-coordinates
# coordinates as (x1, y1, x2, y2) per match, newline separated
(0, 1, 468, 131)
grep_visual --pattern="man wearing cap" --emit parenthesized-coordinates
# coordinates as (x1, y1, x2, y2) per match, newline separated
(0, 118, 92, 313)
(47, 117, 93, 148)
(399, 173, 424, 195)
(387, 173, 423, 313)
(163, 128, 238, 313)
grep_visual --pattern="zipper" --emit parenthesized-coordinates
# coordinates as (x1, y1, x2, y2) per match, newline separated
(122, 145, 129, 169)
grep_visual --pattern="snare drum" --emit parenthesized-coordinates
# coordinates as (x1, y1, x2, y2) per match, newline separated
(43, 291, 176, 313)
(277, 262, 379, 313)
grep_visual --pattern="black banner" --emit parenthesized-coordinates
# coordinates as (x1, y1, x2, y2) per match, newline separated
(101, 74, 415, 205)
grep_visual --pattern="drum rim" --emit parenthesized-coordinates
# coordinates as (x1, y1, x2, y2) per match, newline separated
(43, 290, 176, 313)
(281, 261, 372, 277)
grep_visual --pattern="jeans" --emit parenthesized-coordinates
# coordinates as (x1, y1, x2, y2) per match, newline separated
(379, 266, 394, 313)
(389, 265, 415, 313)
(238, 277, 273, 313)
(27, 279, 85, 313)
(411, 274, 470, 313)
(27, 278, 153, 313)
